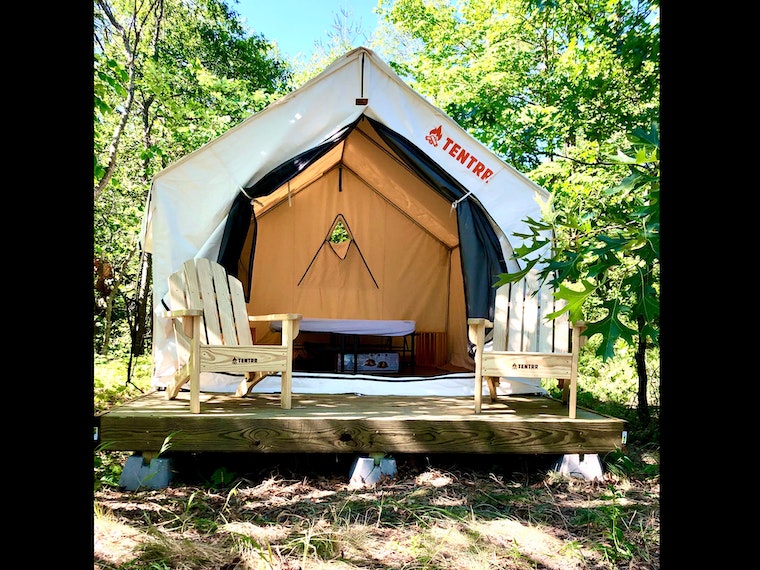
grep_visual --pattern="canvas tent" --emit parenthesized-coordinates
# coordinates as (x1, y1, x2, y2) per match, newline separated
(141, 47, 558, 395)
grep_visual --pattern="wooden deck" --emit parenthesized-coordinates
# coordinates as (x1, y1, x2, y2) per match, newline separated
(95, 389, 627, 456)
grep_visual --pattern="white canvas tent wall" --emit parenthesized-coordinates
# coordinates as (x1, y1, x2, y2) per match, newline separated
(141, 47, 558, 395)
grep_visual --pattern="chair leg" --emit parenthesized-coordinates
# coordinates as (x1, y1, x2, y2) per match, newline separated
(189, 367, 201, 414)
(166, 366, 189, 399)
(236, 372, 267, 397)
(486, 376, 500, 402)
(281, 370, 292, 409)
(559, 378, 570, 404)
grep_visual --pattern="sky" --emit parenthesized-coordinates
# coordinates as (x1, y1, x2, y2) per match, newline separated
(233, 0, 382, 59)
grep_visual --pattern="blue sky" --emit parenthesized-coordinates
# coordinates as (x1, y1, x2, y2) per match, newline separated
(233, 0, 382, 59)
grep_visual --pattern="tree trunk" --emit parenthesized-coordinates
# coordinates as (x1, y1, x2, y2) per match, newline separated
(98, 245, 138, 355)
(635, 315, 650, 426)
(133, 253, 152, 356)
(93, 0, 144, 201)
(100, 286, 116, 355)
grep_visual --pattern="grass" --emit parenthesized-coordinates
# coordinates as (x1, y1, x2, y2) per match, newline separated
(94, 457, 659, 569)
(94, 352, 153, 414)
(93, 348, 660, 569)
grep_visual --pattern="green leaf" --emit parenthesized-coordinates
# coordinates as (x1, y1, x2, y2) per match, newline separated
(544, 253, 583, 285)
(631, 283, 659, 327)
(606, 171, 640, 195)
(611, 148, 638, 164)
(629, 123, 660, 149)
(493, 258, 538, 286)
(583, 300, 638, 360)
(551, 280, 596, 323)
(513, 238, 551, 258)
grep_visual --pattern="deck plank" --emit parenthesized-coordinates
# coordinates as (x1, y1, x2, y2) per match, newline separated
(96, 390, 626, 456)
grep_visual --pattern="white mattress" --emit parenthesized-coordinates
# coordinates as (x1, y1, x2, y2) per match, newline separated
(272, 317, 415, 336)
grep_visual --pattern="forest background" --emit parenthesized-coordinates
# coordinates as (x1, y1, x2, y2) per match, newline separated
(92, 1, 662, 568)
(94, 0, 660, 423)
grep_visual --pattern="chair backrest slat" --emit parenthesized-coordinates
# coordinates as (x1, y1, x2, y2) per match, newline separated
(168, 271, 191, 361)
(550, 292, 570, 354)
(506, 278, 525, 351)
(195, 258, 223, 345)
(168, 271, 188, 311)
(496, 270, 570, 354)
(520, 270, 540, 351)
(181, 259, 202, 308)
(181, 259, 207, 343)
(210, 260, 239, 346)
(229, 275, 254, 345)
(175, 258, 255, 347)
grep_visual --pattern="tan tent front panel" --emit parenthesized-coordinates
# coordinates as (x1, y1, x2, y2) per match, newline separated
(248, 122, 469, 368)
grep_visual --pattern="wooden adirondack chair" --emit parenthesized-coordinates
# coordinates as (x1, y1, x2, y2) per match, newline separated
(468, 278, 587, 418)
(163, 258, 302, 413)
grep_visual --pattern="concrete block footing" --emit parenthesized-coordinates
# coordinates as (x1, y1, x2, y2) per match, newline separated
(349, 455, 397, 486)
(119, 454, 174, 490)
(551, 453, 604, 481)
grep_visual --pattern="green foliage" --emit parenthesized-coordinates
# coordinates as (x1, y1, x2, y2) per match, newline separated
(94, 353, 152, 414)
(605, 447, 659, 479)
(94, 447, 130, 491)
(499, 125, 660, 362)
(376, 0, 659, 170)
(93, 0, 297, 357)
(208, 466, 239, 489)
(93, 53, 128, 126)
(329, 220, 349, 243)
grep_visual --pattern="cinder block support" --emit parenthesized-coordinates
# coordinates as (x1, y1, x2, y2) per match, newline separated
(551, 453, 604, 481)
(119, 454, 174, 490)
(349, 454, 397, 486)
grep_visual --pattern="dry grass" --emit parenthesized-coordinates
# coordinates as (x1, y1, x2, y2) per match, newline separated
(94, 452, 659, 569)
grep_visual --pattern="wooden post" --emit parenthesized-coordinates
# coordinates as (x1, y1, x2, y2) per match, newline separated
(468, 319, 486, 414)
(568, 323, 583, 420)
(281, 319, 294, 410)
(189, 314, 201, 414)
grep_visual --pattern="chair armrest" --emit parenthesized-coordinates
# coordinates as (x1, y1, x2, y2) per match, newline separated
(467, 317, 494, 345)
(467, 317, 493, 327)
(572, 321, 588, 348)
(250, 314, 303, 341)
(248, 313, 303, 322)
(163, 308, 203, 319)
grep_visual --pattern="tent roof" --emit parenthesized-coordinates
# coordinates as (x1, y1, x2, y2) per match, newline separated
(248, 117, 460, 249)
(141, 47, 550, 304)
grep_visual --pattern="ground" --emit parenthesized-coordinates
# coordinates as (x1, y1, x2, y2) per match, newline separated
(93, 451, 660, 569)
